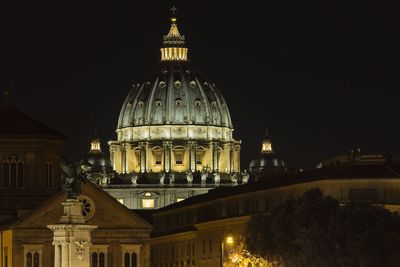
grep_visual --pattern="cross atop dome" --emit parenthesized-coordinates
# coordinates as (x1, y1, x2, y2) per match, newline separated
(170, 6, 177, 16)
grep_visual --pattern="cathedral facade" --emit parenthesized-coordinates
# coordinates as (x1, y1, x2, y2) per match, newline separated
(103, 15, 243, 209)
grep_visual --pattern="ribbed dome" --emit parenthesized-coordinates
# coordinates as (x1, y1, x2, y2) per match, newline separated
(118, 61, 232, 129)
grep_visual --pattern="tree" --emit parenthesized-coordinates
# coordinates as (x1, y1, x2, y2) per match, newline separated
(246, 188, 400, 267)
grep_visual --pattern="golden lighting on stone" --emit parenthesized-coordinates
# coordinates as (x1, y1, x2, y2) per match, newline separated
(262, 139, 272, 153)
(160, 16, 188, 61)
(91, 139, 101, 151)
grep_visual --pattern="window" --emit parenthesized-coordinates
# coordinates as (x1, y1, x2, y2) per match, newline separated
(23, 245, 42, 267)
(91, 245, 108, 267)
(91, 252, 105, 267)
(45, 161, 54, 188)
(117, 198, 124, 204)
(175, 152, 183, 165)
(121, 246, 140, 267)
(176, 198, 185, 202)
(142, 199, 155, 208)
(155, 153, 162, 165)
(78, 195, 96, 220)
(2, 155, 24, 188)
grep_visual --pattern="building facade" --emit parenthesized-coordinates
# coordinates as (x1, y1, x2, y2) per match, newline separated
(150, 159, 400, 267)
(0, 102, 64, 225)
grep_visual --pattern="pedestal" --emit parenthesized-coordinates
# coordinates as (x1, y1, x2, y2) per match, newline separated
(48, 199, 97, 267)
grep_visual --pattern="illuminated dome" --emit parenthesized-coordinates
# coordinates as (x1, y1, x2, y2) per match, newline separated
(109, 15, 241, 177)
(117, 17, 233, 142)
(81, 134, 112, 173)
(249, 130, 285, 177)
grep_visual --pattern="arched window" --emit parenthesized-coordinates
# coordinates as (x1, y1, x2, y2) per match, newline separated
(92, 253, 98, 267)
(124, 252, 130, 267)
(33, 253, 39, 267)
(2, 155, 24, 188)
(26, 252, 33, 267)
(131, 252, 137, 267)
(99, 252, 105, 267)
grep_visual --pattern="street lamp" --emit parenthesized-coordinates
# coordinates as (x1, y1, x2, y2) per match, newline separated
(221, 233, 234, 267)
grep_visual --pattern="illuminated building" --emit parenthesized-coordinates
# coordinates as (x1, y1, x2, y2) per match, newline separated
(104, 13, 242, 209)
(150, 156, 400, 266)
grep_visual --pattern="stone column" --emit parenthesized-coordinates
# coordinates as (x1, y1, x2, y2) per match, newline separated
(139, 142, 147, 173)
(211, 142, 220, 172)
(48, 199, 97, 267)
(121, 144, 127, 174)
(163, 141, 172, 172)
(109, 145, 115, 170)
(188, 141, 197, 172)
(229, 143, 234, 173)
(54, 243, 61, 267)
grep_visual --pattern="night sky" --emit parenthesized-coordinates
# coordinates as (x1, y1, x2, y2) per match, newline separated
(1, 1, 399, 169)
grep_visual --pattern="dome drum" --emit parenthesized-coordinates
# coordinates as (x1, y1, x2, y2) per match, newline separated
(117, 125, 234, 142)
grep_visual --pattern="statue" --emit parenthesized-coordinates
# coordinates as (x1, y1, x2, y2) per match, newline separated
(169, 172, 175, 185)
(59, 156, 88, 199)
(131, 173, 137, 185)
(201, 168, 208, 184)
(159, 172, 165, 185)
(213, 171, 220, 184)
(242, 169, 250, 184)
(186, 171, 193, 184)
(230, 172, 238, 184)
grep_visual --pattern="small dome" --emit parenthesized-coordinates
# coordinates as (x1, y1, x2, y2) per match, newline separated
(81, 135, 112, 173)
(249, 130, 285, 177)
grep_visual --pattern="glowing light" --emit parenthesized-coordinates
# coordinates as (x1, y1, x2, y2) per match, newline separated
(261, 139, 272, 153)
(176, 198, 185, 202)
(226, 236, 234, 245)
(91, 139, 101, 151)
(142, 199, 155, 208)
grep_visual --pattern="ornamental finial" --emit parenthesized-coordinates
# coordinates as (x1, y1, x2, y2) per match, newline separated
(160, 6, 188, 61)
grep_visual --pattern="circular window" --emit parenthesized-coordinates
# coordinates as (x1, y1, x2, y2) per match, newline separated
(78, 195, 95, 220)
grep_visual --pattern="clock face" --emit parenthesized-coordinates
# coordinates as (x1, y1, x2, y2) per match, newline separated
(78, 195, 95, 220)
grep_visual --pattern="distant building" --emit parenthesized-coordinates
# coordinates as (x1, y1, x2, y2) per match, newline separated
(0, 97, 64, 224)
(103, 14, 243, 210)
(248, 129, 285, 178)
(319, 148, 395, 168)
(150, 159, 400, 266)
(80, 132, 114, 186)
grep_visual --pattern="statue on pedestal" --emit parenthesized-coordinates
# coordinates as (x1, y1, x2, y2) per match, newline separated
(59, 156, 88, 199)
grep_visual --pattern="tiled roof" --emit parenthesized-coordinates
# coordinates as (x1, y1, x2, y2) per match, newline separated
(0, 106, 64, 138)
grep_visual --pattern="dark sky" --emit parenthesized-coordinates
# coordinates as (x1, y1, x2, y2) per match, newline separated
(1, 1, 399, 169)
